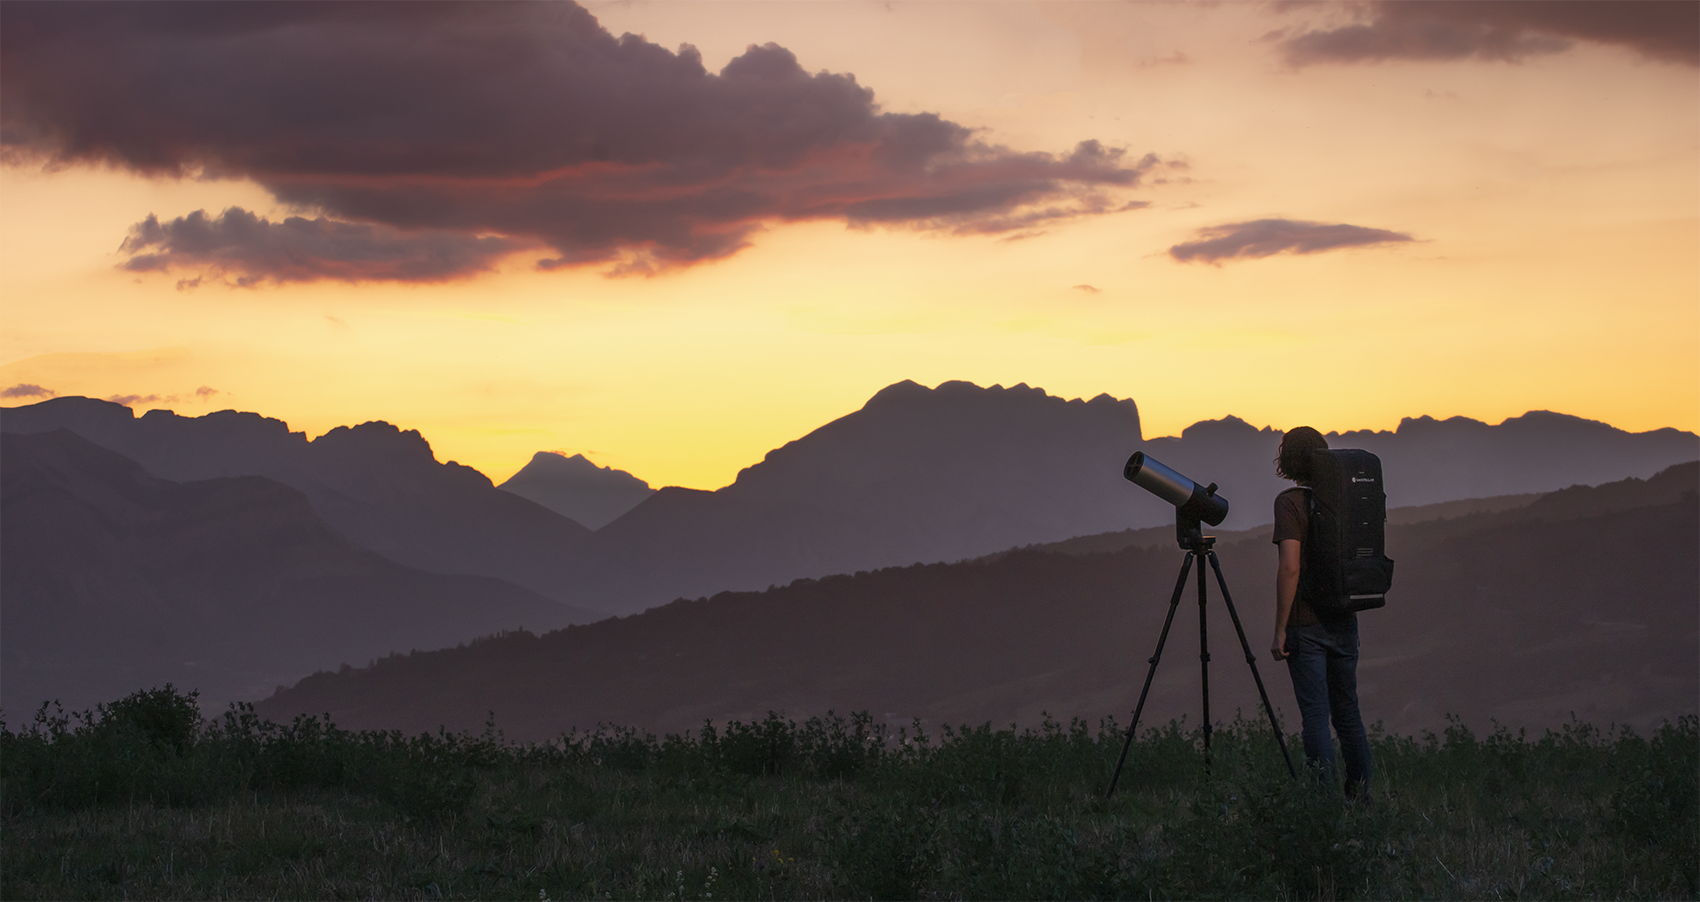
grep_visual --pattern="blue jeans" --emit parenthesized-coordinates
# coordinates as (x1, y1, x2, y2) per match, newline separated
(1285, 619, 1371, 795)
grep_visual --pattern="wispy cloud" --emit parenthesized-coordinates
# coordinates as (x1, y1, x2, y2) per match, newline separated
(1278, 1, 1698, 68)
(1, 384, 55, 399)
(2, 3, 1158, 283)
(121, 209, 523, 286)
(1168, 218, 1413, 265)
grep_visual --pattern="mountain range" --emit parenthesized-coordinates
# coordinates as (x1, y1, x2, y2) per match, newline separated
(0, 430, 598, 713)
(567, 382, 1698, 612)
(0, 398, 595, 605)
(6, 381, 1695, 617)
(256, 463, 1700, 742)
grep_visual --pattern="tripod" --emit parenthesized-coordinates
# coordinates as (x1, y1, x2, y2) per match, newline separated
(1106, 519, 1296, 798)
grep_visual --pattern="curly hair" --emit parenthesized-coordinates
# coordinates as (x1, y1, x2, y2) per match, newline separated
(1275, 426, 1329, 484)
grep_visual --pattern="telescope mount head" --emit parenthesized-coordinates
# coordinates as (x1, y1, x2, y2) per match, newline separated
(1175, 485, 1221, 550)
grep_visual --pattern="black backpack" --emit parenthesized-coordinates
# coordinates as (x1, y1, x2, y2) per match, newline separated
(1299, 449, 1395, 615)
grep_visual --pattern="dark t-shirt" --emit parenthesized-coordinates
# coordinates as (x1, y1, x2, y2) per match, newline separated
(1272, 487, 1320, 628)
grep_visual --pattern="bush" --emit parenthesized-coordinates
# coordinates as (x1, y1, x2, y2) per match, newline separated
(4, 690, 1696, 900)
(1609, 716, 1700, 895)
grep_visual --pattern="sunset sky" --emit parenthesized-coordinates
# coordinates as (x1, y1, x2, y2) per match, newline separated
(2, 1, 1695, 490)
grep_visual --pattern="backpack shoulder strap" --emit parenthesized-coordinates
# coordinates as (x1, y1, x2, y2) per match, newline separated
(1277, 484, 1313, 509)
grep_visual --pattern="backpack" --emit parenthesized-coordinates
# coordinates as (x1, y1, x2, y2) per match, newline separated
(1299, 448, 1395, 615)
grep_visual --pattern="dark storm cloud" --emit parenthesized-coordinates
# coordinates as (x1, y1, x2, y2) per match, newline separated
(1279, 1, 1699, 67)
(1168, 219, 1413, 264)
(1, 2, 1154, 282)
(120, 208, 523, 285)
(1, 384, 55, 399)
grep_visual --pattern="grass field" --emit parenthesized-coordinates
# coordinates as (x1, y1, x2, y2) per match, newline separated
(3, 686, 1694, 900)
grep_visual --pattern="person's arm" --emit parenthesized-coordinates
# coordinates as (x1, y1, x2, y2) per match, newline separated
(1271, 538, 1301, 660)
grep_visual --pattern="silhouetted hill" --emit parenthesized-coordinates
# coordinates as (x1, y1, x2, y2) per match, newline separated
(0, 397, 597, 606)
(257, 463, 1698, 741)
(0, 430, 599, 713)
(497, 451, 654, 530)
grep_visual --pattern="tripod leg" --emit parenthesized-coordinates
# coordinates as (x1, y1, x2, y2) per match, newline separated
(1207, 550, 1298, 778)
(1196, 546, 1212, 775)
(1106, 552, 1194, 799)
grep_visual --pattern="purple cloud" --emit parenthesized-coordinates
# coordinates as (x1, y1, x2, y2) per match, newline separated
(1168, 219, 1414, 264)
(107, 394, 165, 406)
(121, 208, 523, 285)
(1279, 1, 1698, 67)
(1, 384, 55, 399)
(2, 3, 1158, 282)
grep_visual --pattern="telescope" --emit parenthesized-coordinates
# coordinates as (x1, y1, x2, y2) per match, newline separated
(1123, 452, 1229, 546)
(1107, 451, 1295, 796)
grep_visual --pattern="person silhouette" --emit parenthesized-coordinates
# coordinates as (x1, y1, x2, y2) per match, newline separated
(1269, 426, 1371, 799)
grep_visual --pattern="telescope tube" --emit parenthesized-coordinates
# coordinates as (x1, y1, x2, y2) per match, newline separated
(1124, 452, 1230, 526)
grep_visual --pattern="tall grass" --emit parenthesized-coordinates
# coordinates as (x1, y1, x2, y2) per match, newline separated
(3, 686, 1694, 900)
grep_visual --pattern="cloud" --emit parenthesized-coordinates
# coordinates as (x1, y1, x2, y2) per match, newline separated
(121, 208, 523, 285)
(1168, 218, 1413, 264)
(1072, 284, 1101, 294)
(195, 386, 220, 399)
(1278, 1, 1698, 67)
(1, 384, 55, 399)
(1, 3, 1156, 282)
(106, 394, 165, 406)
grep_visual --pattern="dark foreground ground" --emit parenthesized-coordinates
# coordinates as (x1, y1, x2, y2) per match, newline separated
(3, 687, 1695, 901)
